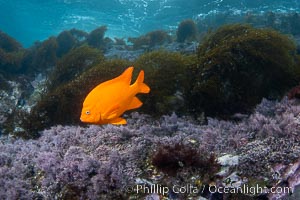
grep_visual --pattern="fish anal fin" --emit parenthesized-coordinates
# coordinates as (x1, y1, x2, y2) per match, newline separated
(127, 97, 142, 110)
(110, 117, 127, 125)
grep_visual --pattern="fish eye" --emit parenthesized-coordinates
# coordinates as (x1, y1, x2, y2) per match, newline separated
(85, 110, 90, 115)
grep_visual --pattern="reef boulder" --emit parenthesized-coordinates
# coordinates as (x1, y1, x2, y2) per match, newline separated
(188, 24, 300, 117)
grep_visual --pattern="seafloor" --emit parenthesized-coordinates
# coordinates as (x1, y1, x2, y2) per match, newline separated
(0, 99, 300, 199)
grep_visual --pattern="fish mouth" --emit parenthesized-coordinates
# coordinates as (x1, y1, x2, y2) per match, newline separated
(80, 117, 85, 122)
(80, 116, 93, 123)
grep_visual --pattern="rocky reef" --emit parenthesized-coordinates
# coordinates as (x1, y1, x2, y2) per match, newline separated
(0, 98, 300, 199)
(2, 22, 299, 138)
(188, 24, 300, 117)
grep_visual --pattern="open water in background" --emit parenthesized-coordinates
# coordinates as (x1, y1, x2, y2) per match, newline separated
(0, 0, 300, 47)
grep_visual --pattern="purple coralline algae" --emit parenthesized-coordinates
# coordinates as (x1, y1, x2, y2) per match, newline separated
(0, 97, 300, 199)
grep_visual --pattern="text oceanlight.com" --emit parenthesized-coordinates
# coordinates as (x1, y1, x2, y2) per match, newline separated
(127, 184, 293, 196)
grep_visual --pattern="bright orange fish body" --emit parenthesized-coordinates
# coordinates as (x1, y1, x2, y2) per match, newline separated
(80, 66, 150, 125)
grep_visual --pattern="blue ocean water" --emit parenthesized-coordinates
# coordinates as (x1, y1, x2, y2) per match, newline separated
(0, 0, 300, 47)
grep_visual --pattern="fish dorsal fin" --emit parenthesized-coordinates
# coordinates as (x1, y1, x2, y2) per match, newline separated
(110, 117, 127, 125)
(117, 66, 133, 84)
(108, 66, 134, 85)
(97, 67, 134, 89)
(127, 97, 142, 110)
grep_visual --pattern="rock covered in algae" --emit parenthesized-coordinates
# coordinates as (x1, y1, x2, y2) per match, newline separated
(188, 24, 300, 117)
(134, 50, 197, 116)
(0, 98, 300, 199)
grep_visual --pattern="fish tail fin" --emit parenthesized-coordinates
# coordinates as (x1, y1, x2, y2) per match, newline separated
(134, 70, 150, 93)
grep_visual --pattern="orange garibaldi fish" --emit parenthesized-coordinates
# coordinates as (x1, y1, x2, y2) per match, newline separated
(80, 66, 150, 125)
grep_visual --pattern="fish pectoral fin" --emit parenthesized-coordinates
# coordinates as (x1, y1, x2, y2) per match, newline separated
(110, 117, 127, 125)
(103, 104, 120, 120)
(127, 97, 142, 110)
